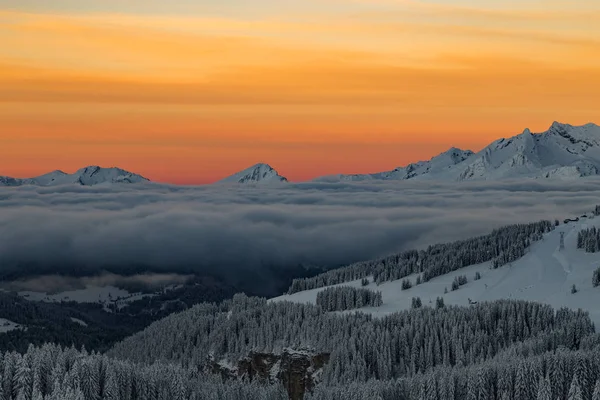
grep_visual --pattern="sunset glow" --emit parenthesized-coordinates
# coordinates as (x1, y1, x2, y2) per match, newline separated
(2, 0, 599, 183)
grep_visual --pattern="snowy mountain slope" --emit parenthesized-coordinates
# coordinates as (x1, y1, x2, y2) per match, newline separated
(0, 166, 149, 186)
(315, 147, 474, 182)
(272, 215, 600, 326)
(315, 122, 600, 182)
(456, 122, 600, 181)
(218, 163, 288, 184)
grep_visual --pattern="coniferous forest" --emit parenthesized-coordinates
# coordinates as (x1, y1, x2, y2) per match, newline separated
(315, 287, 383, 311)
(3, 293, 598, 400)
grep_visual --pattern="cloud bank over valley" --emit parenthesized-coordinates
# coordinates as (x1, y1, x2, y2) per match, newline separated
(2, 180, 600, 293)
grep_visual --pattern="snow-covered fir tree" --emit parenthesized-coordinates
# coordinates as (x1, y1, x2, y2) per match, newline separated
(315, 287, 383, 311)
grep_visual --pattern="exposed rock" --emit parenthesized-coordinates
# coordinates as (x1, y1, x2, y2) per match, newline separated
(206, 348, 330, 400)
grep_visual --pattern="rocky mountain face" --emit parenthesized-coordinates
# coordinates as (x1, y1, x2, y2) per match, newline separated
(315, 122, 600, 182)
(207, 349, 330, 400)
(0, 166, 149, 186)
(218, 163, 288, 184)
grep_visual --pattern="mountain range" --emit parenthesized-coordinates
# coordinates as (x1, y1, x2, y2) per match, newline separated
(0, 166, 149, 187)
(316, 121, 600, 182)
(1, 122, 599, 186)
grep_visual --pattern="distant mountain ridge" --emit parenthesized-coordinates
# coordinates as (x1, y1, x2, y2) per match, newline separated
(3, 122, 599, 186)
(218, 163, 288, 184)
(0, 166, 149, 187)
(315, 122, 600, 182)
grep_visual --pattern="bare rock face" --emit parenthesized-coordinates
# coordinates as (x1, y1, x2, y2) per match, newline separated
(206, 348, 330, 400)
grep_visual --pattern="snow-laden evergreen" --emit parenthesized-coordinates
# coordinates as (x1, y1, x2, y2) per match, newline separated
(0, 343, 288, 400)
(577, 227, 600, 253)
(315, 287, 382, 311)
(288, 220, 553, 294)
(109, 294, 593, 384)
(305, 347, 600, 400)
(0, 295, 597, 400)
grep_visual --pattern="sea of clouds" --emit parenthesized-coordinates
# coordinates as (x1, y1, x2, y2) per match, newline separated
(2, 179, 600, 290)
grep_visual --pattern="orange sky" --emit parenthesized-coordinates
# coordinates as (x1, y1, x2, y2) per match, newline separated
(1, 1, 599, 183)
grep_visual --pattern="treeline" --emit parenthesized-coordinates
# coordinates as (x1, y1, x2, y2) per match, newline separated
(110, 294, 593, 384)
(0, 344, 287, 400)
(316, 287, 382, 311)
(451, 275, 468, 291)
(288, 220, 553, 294)
(578, 227, 600, 253)
(6, 326, 600, 400)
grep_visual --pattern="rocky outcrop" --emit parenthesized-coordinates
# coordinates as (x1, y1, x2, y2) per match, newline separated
(206, 348, 330, 400)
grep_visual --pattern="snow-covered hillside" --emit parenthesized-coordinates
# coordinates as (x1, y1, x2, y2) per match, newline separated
(272, 214, 600, 325)
(315, 122, 600, 182)
(218, 163, 288, 184)
(0, 166, 149, 186)
(316, 147, 474, 182)
(0, 318, 22, 334)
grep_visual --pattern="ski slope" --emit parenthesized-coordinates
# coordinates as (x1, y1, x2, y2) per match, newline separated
(272, 216, 600, 326)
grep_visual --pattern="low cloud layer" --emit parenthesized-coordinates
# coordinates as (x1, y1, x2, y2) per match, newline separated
(2, 179, 600, 286)
(0, 272, 191, 293)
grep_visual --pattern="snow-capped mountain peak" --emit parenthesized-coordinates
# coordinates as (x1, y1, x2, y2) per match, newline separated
(314, 147, 474, 182)
(73, 166, 149, 185)
(218, 163, 288, 184)
(0, 166, 149, 187)
(315, 122, 600, 183)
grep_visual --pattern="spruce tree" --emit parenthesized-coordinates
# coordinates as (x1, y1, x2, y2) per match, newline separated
(537, 375, 552, 400)
(568, 374, 584, 400)
(592, 379, 600, 400)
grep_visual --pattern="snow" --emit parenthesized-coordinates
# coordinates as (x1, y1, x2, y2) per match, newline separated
(19, 285, 155, 307)
(0, 166, 149, 187)
(0, 318, 22, 333)
(315, 147, 473, 182)
(272, 216, 600, 326)
(70, 317, 88, 327)
(315, 122, 600, 183)
(218, 163, 288, 184)
(216, 359, 238, 373)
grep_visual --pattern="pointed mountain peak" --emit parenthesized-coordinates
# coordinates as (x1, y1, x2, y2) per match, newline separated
(440, 147, 473, 156)
(219, 163, 288, 184)
(549, 121, 571, 131)
(250, 163, 275, 170)
(522, 128, 532, 135)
